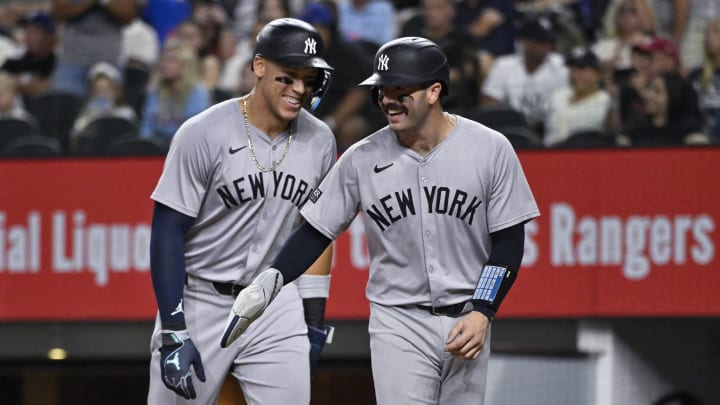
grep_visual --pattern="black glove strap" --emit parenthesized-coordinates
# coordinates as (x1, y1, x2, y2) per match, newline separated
(303, 297, 326, 329)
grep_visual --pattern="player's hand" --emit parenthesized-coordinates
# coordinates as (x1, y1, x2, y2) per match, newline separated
(443, 311, 490, 360)
(159, 329, 206, 399)
(307, 325, 334, 376)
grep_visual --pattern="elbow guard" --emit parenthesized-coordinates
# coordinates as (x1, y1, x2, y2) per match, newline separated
(471, 263, 517, 321)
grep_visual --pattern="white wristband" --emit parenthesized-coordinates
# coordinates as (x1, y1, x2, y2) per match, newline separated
(295, 274, 331, 298)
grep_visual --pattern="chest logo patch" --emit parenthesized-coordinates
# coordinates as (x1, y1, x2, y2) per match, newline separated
(373, 163, 394, 173)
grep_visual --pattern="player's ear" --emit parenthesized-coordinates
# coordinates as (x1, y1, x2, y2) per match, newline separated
(253, 55, 266, 78)
(426, 82, 442, 104)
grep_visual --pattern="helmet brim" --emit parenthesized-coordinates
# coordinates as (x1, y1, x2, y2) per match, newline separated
(358, 72, 423, 88)
(264, 54, 334, 71)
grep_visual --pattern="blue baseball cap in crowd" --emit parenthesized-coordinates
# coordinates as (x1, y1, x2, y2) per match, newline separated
(21, 11, 56, 34)
(297, 2, 334, 27)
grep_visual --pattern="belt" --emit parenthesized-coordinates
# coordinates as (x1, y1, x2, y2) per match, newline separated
(416, 301, 471, 316)
(212, 282, 247, 297)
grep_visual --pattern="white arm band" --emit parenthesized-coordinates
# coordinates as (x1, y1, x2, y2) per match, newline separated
(295, 274, 331, 298)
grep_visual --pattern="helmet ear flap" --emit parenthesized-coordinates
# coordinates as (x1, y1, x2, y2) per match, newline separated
(309, 69, 332, 111)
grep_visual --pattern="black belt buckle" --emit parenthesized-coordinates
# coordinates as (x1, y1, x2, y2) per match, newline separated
(213, 282, 245, 297)
(418, 302, 468, 316)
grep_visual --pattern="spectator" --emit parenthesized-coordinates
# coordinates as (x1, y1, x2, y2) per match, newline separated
(191, 0, 230, 59)
(400, 0, 482, 111)
(646, 0, 695, 65)
(482, 16, 569, 137)
(641, 36, 682, 75)
(544, 47, 612, 147)
(453, 0, 517, 57)
(674, 0, 720, 71)
(0, 6, 22, 66)
(0, 71, 36, 123)
(120, 17, 160, 72)
(592, 0, 655, 71)
(49, 0, 140, 97)
(298, 1, 374, 152)
(230, 0, 293, 38)
(217, 0, 293, 95)
(171, 16, 232, 98)
(0, 11, 57, 98)
(257, 0, 292, 22)
(616, 36, 702, 139)
(338, 0, 397, 47)
(218, 18, 266, 95)
(70, 62, 137, 140)
(139, 38, 210, 140)
(138, 0, 192, 46)
(620, 73, 705, 146)
(644, 37, 703, 125)
(689, 18, 720, 143)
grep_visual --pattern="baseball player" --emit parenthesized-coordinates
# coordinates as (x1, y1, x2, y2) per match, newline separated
(147, 18, 336, 404)
(222, 37, 540, 404)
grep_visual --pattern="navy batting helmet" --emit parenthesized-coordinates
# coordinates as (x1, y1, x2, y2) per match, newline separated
(254, 18, 332, 71)
(359, 37, 449, 96)
(254, 18, 333, 99)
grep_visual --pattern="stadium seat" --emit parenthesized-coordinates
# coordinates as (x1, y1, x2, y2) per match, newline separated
(0, 118, 39, 151)
(105, 135, 168, 156)
(501, 126, 542, 150)
(469, 105, 531, 132)
(557, 130, 617, 149)
(24, 91, 83, 150)
(1, 135, 63, 157)
(71, 116, 139, 156)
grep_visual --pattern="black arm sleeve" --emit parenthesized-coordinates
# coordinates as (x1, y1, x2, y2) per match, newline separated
(272, 221, 333, 285)
(487, 222, 525, 270)
(149, 202, 194, 329)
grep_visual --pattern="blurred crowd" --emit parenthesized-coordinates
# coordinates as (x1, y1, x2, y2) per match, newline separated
(0, 0, 718, 158)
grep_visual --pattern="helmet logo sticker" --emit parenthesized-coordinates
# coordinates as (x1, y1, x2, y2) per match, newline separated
(304, 38, 317, 55)
(378, 54, 390, 71)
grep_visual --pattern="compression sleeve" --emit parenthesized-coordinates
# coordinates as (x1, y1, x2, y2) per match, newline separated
(272, 221, 333, 284)
(150, 202, 195, 329)
(487, 222, 525, 269)
(472, 222, 526, 320)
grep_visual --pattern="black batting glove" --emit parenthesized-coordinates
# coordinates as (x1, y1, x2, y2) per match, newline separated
(159, 329, 206, 399)
(308, 324, 334, 376)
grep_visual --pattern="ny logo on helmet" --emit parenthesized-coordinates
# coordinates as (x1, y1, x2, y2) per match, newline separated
(378, 54, 390, 71)
(304, 38, 317, 55)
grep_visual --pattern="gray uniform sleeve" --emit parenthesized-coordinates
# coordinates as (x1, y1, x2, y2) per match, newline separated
(486, 135, 540, 233)
(302, 150, 360, 240)
(151, 119, 213, 218)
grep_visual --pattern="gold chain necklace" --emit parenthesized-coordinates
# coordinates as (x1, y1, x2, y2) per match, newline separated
(242, 97, 293, 172)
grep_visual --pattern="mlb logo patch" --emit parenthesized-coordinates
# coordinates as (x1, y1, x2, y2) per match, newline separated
(308, 189, 323, 203)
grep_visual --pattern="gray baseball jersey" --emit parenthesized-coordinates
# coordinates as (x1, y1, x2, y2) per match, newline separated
(148, 98, 336, 404)
(301, 115, 539, 307)
(151, 98, 336, 285)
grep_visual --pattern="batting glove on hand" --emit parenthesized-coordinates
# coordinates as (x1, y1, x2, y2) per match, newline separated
(220, 268, 283, 348)
(159, 329, 206, 399)
(308, 325, 334, 376)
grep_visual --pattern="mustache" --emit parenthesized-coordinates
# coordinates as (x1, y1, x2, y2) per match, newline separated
(381, 103, 407, 115)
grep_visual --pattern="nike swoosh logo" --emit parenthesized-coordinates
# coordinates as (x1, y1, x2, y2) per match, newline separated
(373, 163, 394, 173)
(229, 146, 247, 154)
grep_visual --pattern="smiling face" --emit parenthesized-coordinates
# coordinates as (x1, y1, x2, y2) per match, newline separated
(254, 56, 319, 123)
(376, 83, 439, 134)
